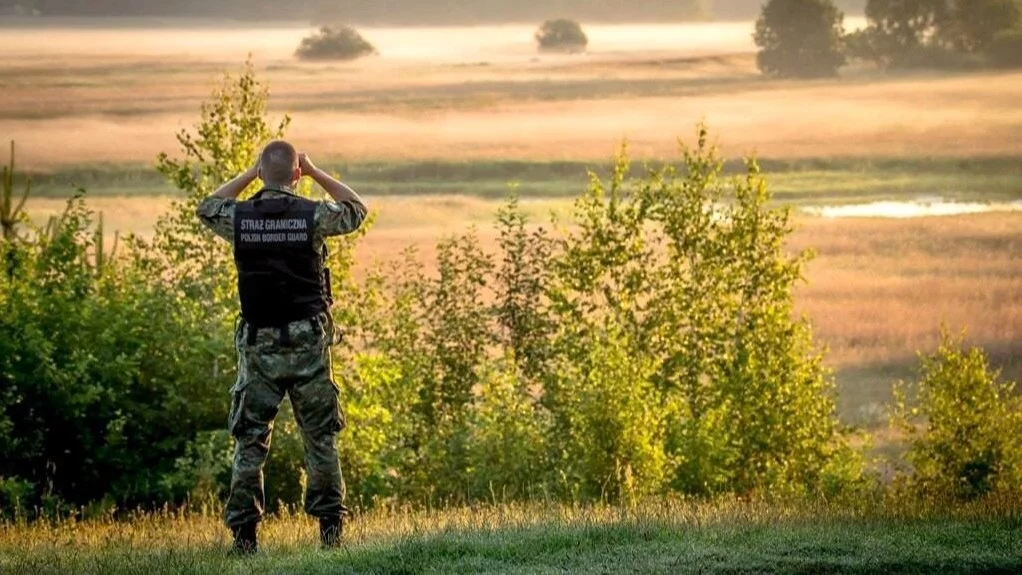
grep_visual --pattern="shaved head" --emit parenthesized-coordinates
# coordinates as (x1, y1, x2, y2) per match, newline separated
(259, 140, 299, 187)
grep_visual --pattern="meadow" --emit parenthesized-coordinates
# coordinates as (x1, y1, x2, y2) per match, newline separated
(3, 499, 1022, 574)
(3, 18, 1021, 572)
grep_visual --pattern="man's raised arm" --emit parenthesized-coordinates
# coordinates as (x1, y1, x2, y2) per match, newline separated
(196, 160, 261, 242)
(299, 153, 368, 238)
(212, 162, 260, 199)
(299, 153, 367, 210)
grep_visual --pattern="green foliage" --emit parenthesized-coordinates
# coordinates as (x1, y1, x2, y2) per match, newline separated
(295, 26, 377, 61)
(893, 330, 1022, 500)
(852, 0, 1022, 67)
(987, 27, 1022, 67)
(0, 194, 230, 513)
(535, 19, 589, 54)
(852, 0, 951, 67)
(949, 0, 1022, 52)
(755, 0, 847, 78)
(0, 63, 293, 516)
(328, 127, 862, 506)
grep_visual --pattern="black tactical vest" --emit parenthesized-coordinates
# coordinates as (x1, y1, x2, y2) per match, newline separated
(233, 189, 331, 327)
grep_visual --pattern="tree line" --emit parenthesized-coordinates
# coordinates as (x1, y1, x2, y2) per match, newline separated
(755, 0, 1022, 77)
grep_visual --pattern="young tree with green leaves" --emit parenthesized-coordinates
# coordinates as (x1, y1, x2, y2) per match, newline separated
(894, 330, 1022, 500)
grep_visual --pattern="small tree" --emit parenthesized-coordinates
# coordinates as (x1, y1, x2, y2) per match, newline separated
(296, 25, 377, 61)
(754, 0, 847, 78)
(536, 19, 589, 54)
(894, 330, 1022, 500)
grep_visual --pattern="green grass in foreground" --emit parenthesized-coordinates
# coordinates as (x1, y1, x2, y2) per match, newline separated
(2, 500, 1021, 574)
(20, 157, 1022, 205)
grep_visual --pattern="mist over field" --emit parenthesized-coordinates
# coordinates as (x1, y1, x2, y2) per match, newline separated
(0, 0, 868, 22)
(1, 22, 765, 61)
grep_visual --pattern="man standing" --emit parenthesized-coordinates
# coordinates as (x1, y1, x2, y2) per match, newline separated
(196, 141, 367, 554)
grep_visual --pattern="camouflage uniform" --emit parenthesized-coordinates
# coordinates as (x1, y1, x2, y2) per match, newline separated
(197, 189, 366, 529)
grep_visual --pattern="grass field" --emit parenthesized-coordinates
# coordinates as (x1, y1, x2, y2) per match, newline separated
(2, 21, 1020, 169)
(3, 499, 1021, 574)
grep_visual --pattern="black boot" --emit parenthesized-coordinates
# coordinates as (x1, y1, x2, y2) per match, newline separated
(230, 522, 258, 555)
(320, 516, 343, 549)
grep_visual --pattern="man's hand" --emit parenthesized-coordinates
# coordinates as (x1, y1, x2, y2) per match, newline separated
(299, 153, 317, 175)
(298, 152, 366, 210)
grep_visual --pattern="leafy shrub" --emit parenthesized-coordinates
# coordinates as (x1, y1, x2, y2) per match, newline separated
(0, 195, 231, 513)
(535, 19, 589, 53)
(296, 25, 377, 61)
(894, 330, 1022, 500)
(331, 127, 862, 506)
(755, 0, 847, 77)
(541, 135, 859, 498)
(988, 28, 1022, 67)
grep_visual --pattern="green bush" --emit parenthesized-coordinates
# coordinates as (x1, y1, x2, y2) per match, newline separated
(894, 330, 1022, 500)
(330, 128, 862, 505)
(755, 0, 847, 78)
(535, 19, 589, 54)
(987, 28, 1022, 67)
(0, 63, 290, 516)
(295, 25, 377, 61)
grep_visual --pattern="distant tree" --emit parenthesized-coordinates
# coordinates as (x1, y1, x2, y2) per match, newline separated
(948, 0, 1022, 52)
(754, 0, 847, 78)
(535, 19, 589, 54)
(857, 0, 950, 65)
(295, 25, 377, 61)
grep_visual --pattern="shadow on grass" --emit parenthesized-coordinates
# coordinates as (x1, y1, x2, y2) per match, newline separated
(834, 339, 1022, 429)
(308, 518, 1022, 575)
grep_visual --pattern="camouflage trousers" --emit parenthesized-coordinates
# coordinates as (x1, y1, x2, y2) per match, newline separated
(224, 313, 346, 529)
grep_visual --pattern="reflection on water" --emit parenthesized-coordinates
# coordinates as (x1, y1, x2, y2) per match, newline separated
(803, 200, 1022, 219)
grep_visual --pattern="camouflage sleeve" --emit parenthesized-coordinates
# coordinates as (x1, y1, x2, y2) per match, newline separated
(196, 196, 237, 243)
(315, 201, 368, 240)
